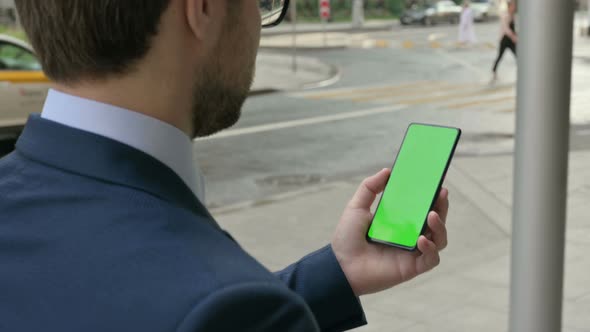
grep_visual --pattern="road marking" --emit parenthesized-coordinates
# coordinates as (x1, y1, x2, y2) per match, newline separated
(387, 85, 513, 106)
(294, 81, 517, 112)
(296, 81, 432, 99)
(497, 108, 516, 113)
(300, 80, 483, 102)
(195, 105, 406, 142)
(446, 95, 516, 110)
(430, 41, 442, 49)
(402, 40, 415, 49)
(428, 33, 448, 41)
(351, 82, 475, 102)
(374, 40, 391, 48)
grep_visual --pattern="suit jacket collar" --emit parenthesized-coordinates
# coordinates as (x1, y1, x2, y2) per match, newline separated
(16, 114, 220, 230)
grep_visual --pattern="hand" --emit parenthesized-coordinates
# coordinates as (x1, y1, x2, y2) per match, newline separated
(331, 168, 449, 296)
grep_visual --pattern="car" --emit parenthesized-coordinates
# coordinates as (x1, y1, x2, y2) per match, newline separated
(470, 0, 500, 22)
(0, 34, 49, 154)
(400, 1, 461, 26)
(0, 7, 17, 26)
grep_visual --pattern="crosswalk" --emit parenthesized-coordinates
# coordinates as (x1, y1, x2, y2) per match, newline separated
(292, 80, 517, 113)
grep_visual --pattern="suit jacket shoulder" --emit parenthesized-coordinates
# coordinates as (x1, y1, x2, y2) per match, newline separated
(0, 115, 366, 332)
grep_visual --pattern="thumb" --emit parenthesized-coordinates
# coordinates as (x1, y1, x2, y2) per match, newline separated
(347, 168, 391, 210)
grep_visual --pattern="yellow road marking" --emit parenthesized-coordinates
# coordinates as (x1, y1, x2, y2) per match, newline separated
(374, 40, 390, 48)
(402, 41, 415, 49)
(304, 81, 435, 100)
(351, 82, 475, 102)
(445, 95, 516, 110)
(394, 86, 514, 106)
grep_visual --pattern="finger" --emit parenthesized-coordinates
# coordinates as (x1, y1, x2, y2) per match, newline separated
(416, 236, 440, 275)
(433, 188, 449, 223)
(347, 168, 391, 210)
(427, 212, 448, 250)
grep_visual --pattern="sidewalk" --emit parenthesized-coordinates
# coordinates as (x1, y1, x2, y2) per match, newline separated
(259, 19, 396, 50)
(213, 150, 590, 332)
(254, 24, 590, 96)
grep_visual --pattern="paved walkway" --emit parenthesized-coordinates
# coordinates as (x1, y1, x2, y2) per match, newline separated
(213, 150, 590, 332)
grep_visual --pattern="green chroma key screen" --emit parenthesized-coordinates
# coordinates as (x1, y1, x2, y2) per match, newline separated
(368, 124, 460, 249)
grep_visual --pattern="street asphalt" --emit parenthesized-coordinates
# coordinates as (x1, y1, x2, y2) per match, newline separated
(200, 21, 590, 208)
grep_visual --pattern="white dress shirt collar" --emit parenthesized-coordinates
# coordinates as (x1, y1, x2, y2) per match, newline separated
(41, 89, 205, 201)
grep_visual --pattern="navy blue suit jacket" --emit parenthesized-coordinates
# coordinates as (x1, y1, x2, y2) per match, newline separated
(0, 115, 367, 332)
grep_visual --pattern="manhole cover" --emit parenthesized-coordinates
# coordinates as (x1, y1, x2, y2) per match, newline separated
(256, 174, 324, 188)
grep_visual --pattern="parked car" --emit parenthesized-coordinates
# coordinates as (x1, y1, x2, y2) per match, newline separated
(400, 1, 461, 26)
(0, 34, 50, 153)
(0, 7, 17, 26)
(470, 0, 500, 22)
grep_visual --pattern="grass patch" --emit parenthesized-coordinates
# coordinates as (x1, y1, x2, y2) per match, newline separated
(0, 25, 28, 41)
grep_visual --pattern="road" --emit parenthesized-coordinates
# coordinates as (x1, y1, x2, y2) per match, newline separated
(197, 21, 590, 208)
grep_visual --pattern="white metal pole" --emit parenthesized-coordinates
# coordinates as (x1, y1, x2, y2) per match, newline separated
(323, 19, 327, 47)
(352, 0, 364, 29)
(510, 0, 574, 331)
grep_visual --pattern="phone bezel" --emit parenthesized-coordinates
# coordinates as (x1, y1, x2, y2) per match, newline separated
(366, 123, 462, 251)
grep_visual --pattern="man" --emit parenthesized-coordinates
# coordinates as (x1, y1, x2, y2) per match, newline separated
(0, 1, 449, 331)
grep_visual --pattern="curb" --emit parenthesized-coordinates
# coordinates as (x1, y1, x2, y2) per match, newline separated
(261, 23, 398, 37)
(248, 88, 279, 97)
(250, 53, 341, 94)
(259, 45, 348, 51)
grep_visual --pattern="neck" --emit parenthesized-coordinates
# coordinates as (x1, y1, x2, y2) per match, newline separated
(53, 63, 194, 136)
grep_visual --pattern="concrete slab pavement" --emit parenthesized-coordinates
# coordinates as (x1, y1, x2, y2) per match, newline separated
(213, 150, 590, 331)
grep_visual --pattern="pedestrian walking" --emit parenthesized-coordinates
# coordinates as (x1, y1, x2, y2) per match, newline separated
(458, 0, 477, 45)
(492, 1, 517, 81)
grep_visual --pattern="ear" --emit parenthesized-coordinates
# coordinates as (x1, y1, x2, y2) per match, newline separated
(185, 0, 213, 42)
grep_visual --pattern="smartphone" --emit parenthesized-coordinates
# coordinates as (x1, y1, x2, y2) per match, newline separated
(367, 123, 461, 251)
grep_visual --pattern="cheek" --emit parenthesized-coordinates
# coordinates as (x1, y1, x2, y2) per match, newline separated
(251, 0, 262, 26)
(248, 0, 262, 42)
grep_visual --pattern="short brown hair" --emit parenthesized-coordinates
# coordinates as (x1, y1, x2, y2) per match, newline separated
(15, 0, 171, 83)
